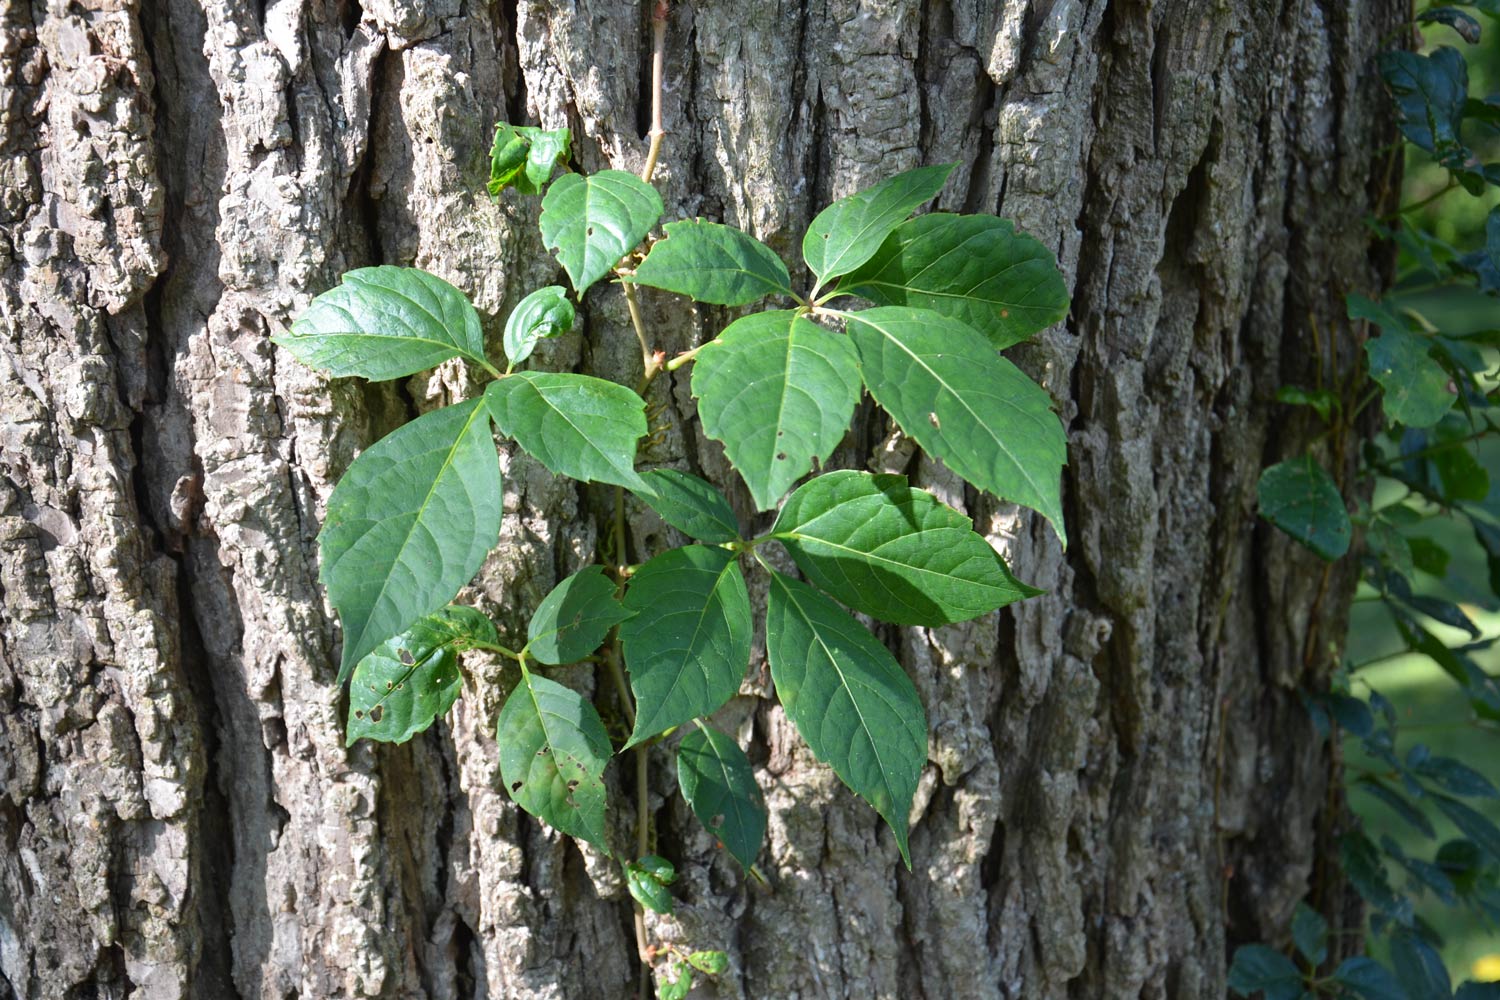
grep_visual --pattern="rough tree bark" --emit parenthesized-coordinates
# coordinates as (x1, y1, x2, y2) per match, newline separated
(0, 0, 1401, 996)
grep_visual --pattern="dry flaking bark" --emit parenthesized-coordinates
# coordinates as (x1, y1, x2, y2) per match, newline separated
(0, 0, 1400, 996)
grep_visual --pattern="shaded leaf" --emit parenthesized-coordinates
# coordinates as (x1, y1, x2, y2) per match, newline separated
(539, 170, 664, 295)
(1227, 945, 1302, 1000)
(486, 372, 648, 490)
(676, 725, 767, 868)
(1433, 794, 1500, 863)
(503, 285, 575, 365)
(803, 164, 955, 286)
(1256, 455, 1351, 560)
(1291, 903, 1328, 965)
(526, 565, 632, 666)
(1357, 778, 1437, 839)
(628, 219, 793, 305)
(634, 469, 739, 543)
(346, 606, 494, 746)
(1389, 929, 1453, 1000)
(1333, 957, 1406, 1000)
(1367, 329, 1455, 429)
(1276, 385, 1338, 423)
(1417, 6, 1483, 43)
(1379, 47, 1469, 155)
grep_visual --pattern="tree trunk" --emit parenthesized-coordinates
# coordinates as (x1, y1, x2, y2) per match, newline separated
(0, 0, 1401, 997)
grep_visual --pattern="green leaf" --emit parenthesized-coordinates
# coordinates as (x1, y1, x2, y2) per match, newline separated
(765, 571, 926, 866)
(1417, 6, 1483, 43)
(1433, 794, 1500, 863)
(1256, 455, 1351, 560)
(275, 266, 490, 380)
(625, 859, 675, 914)
(1414, 755, 1500, 799)
(489, 123, 571, 196)
(633, 469, 739, 543)
(838, 213, 1069, 348)
(676, 725, 767, 868)
(322, 399, 502, 683)
(503, 285, 575, 365)
(1429, 440, 1489, 502)
(636, 854, 676, 883)
(1290, 903, 1328, 965)
(1333, 957, 1406, 1000)
(1379, 47, 1469, 155)
(485, 372, 648, 490)
(346, 606, 493, 746)
(1367, 331, 1455, 428)
(843, 306, 1067, 543)
(539, 170, 664, 295)
(657, 963, 692, 1000)
(1342, 830, 1414, 923)
(526, 565, 632, 665)
(619, 546, 752, 747)
(686, 951, 729, 976)
(1389, 930, 1453, 1000)
(770, 469, 1039, 626)
(1226, 945, 1302, 1000)
(691, 310, 862, 511)
(1276, 385, 1338, 423)
(1357, 778, 1437, 839)
(803, 164, 955, 287)
(496, 668, 612, 850)
(627, 220, 793, 305)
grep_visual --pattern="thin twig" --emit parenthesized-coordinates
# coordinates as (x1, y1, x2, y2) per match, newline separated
(640, 6, 668, 185)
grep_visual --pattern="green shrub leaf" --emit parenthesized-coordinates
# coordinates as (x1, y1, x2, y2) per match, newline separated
(619, 546, 752, 747)
(503, 285, 575, 365)
(844, 306, 1067, 543)
(634, 469, 739, 543)
(628, 219, 792, 305)
(1389, 930, 1453, 1000)
(691, 310, 862, 510)
(526, 565, 632, 665)
(496, 668, 612, 850)
(624, 858, 675, 913)
(1433, 794, 1500, 862)
(1226, 945, 1303, 1000)
(539, 170, 664, 295)
(275, 266, 490, 380)
(1333, 957, 1406, 1000)
(1256, 455, 1351, 560)
(1378, 47, 1468, 155)
(322, 399, 502, 683)
(839, 213, 1069, 348)
(770, 470, 1039, 626)
(686, 951, 729, 976)
(485, 372, 648, 490)
(1290, 902, 1328, 965)
(1366, 329, 1455, 428)
(766, 571, 925, 866)
(803, 164, 954, 287)
(489, 123, 571, 196)
(676, 725, 766, 868)
(346, 606, 494, 746)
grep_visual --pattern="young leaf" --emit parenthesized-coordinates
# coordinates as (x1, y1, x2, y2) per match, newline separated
(770, 470, 1039, 626)
(496, 668, 612, 850)
(676, 725, 767, 868)
(624, 859, 675, 914)
(489, 123, 571, 196)
(503, 285, 575, 365)
(686, 951, 729, 976)
(526, 565, 632, 665)
(1256, 455, 1351, 560)
(1226, 945, 1303, 1000)
(322, 399, 502, 683)
(627, 219, 793, 305)
(539, 170, 664, 295)
(619, 546, 752, 747)
(275, 266, 491, 380)
(1366, 329, 1455, 428)
(485, 372, 648, 490)
(803, 164, 954, 287)
(346, 606, 494, 746)
(1333, 957, 1406, 1000)
(843, 306, 1067, 543)
(691, 310, 862, 511)
(657, 963, 692, 1000)
(766, 571, 926, 866)
(634, 468, 739, 543)
(837, 213, 1069, 348)
(1290, 902, 1328, 966)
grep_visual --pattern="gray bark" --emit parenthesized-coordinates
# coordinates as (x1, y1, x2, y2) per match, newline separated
(0, 0, 1399, 997)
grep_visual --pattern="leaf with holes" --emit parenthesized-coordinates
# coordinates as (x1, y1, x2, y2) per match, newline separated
(275, 266, 491, 380)
(526, 565, 632, 666)
(321, 399, 502, 683)
(346, 606, 494, 746)
(634, 469, 739, 543)
(627, 219, 793, 305)
(766, 571, 926, 866)
(503, 285, 575, 365)
(1256, 455, 1351, 560)
(803, 164, 954, 287)
(838, 213, 1069, 348)
(844, 306, 1067, 544)
(619, 546, 752, 747)
(539, 170, 664, 295)
(496, 668, 612, 850)
(691, 310, 862, 511)
(489, 123, 571, 196)
(771, 470, 1039, 626)
(486, 372, 648, 490)
(676, 725, 766, 868)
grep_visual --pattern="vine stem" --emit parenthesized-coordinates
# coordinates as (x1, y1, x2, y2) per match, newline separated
(640, 5, 668, 187)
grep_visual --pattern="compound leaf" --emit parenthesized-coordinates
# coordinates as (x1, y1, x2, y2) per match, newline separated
(804, 164, 954, 287)
(766, 571, 926, 866)
(771, 470, 1039, 626)
(628, 219, 793, 305)
(676, 725, 767, 869)
(839, 213, 1069, 348)
(485, 372, 648, 490)
(634, 469, 739, 543)
(526, 565, 632, 666)
(539, 170, 664, 295)
(322, 399, 502, 683)
(844, 306, 1067, 543)
(346, 606, 494, 746)
(276, 266, 490, 380)
(691, 310, 862, 511)
(619, 546, 752, 747)
(1256, 455, 1351, 560)
(496, 668, 612, 850)
(503, 285, 575, 365)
